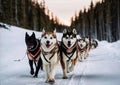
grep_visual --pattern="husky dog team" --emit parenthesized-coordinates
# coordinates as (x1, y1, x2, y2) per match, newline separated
(25, 28, 98, 83)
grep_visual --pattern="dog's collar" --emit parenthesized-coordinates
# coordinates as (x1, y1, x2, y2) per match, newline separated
(27, 39, 39, 52)
(61, 41, 77, 53)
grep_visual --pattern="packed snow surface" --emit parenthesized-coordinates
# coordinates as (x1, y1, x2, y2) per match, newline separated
(0, 24, 120, 85)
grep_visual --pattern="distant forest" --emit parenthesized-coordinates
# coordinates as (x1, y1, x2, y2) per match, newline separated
(0, 0, 67, 32)
(71, 0, 120, 42)
(0, 0, 120, 42)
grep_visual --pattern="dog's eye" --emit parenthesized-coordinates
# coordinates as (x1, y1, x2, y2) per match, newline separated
(71, 37, 73, 39)
(44, 36, 47, 39)
(50, 37, 52, 39)
(66, 37, 68, 39)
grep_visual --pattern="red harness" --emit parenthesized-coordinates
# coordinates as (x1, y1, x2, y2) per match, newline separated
(27, 49, 41, 61)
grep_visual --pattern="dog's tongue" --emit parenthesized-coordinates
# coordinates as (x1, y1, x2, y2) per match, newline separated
(46, 44, 50, 48)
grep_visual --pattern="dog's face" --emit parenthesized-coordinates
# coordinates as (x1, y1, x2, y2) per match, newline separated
(62, 29, 77, 48)
(91, 40, 98, 49)
(78, 39, 87, 49)
(25, 32, 36, 50)
(41, 29, 57, 50)
(84, 36, 90, 45)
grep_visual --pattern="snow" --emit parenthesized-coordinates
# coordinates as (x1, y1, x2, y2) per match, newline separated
(0, 24, 120, 85)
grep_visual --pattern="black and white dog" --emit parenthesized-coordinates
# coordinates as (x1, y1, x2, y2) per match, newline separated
(77, 38, 88, 62)
(60, 29, 78, 79)
(25, 32, 43, 78)
(90, 39, 98, 49)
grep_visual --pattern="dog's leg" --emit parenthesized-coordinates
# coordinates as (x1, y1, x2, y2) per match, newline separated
(49, 63, 58, 83)
(29, 60, 34, 75)
(62, 61, 68, 79)
(81, 53, 84, 61)
(79, 54, 83, 62)
(60, 54, 67, 79)
(33, 59, 41, 78)
(69, 56, 78, 72)
(45, 64, 50, 83)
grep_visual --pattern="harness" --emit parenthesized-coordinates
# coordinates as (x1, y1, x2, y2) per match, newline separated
(27, 49, 41, 61)
(41, 43, 58, 63)
(27, 39, 40, 61)
(78, 45, 87, 53)
(61, 42, 77, 61)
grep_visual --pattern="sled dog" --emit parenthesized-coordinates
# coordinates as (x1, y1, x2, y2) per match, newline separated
(90, 39, 98, 49)
(82, 36, 92, 58)
(77, 38, 88, 62)
(40, 29, 59, 83)
(25, 32, 43, 78)
(60, 29, 78, 79)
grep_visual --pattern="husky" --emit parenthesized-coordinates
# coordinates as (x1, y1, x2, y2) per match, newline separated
(60, 29, 78, 79)
(25, 32, 43, 78)
(90, 39, 98, 49)
(82, 36, 92, 58)
(77, 38, 88, 62)
(40, 29, 59, 83)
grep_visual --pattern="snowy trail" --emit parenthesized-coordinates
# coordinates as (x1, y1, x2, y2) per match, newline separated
(0, 25, 120, 85)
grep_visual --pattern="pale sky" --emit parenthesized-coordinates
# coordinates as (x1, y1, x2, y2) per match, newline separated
(39, 0, 101, 26)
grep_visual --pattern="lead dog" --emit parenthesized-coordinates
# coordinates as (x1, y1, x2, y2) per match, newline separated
(60, 29, 78, 79)
(40, 29, 59, 83)
(25, 32, 43, 78)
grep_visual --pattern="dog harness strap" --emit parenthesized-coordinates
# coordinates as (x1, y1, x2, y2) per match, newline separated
(41, 44, 58, 63)
(42, 51, 56, 63)
(27, 49, 40, 61)
(78, 45, 87, 53)
(42, 54, 50, 63)
(65, 47, 76, 61)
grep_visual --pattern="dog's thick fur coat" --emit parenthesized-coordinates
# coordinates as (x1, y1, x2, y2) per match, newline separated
(60, 29, 78, 79)
(40, 29, 59, 83)
(25, 32, 43, 78)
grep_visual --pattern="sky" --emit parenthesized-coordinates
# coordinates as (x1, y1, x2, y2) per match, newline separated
(39, 0, 101, 26)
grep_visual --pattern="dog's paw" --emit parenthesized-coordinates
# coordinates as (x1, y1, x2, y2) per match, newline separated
(46, 79, 55, 84)
(62, 76, 68, 79)
(30, 70, 34, 75)
(33, 75, 38, 78)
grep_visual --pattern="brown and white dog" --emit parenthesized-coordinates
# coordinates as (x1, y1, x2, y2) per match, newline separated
(40, 29, 59, 83)
(60, 29, 78, 79)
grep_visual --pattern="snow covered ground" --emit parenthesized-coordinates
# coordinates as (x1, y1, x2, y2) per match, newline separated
(0, 24, 120, 85)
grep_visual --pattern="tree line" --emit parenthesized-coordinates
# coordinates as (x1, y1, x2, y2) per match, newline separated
(71, 0, 120, 42)
(0, 0, 67, 32)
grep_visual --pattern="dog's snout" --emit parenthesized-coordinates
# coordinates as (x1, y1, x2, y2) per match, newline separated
(80, 44, 83, 47)
(46, 40, 50, 44)
(68, 41, 71, 44)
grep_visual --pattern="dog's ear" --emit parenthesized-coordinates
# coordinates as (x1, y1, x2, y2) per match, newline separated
(42, 28, 45, 35)
(31, 32, 36, 38)
(41, 28, 45, 37)
(25, 32, 29, 38)
(53, 29, 56, 34)
(63, 29, 67, 34)
(72, 28, 77, 34)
